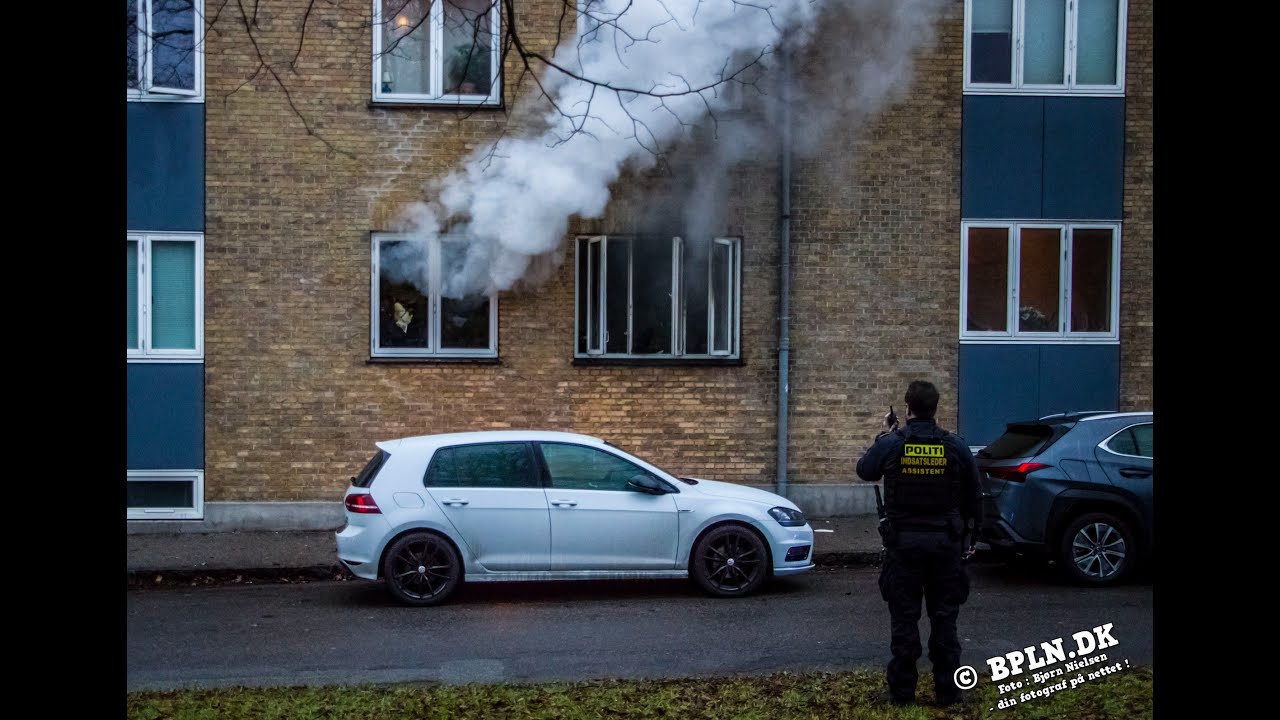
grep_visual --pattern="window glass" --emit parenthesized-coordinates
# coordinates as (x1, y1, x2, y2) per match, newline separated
(377, 239, 431, 350)
(127, 240, 139, 349)
(439, 240, 490, 349)
(127, 1, 140, 89)
(539, 443, 652, 492)
(1070, 228, 1113, 333)
(587, 239, 602, 353)
(1106, 428, 1138, 456)
(151, 240, 196, 349)
(1023, 0, 1066, 85)
(150, 0, 198, 91)
(426, 443, 538, 488)
(971, 0, 1013, 83)
(127, 479, 195, 509)
(966, 227, 1009, 332)
(1018, 228, 1060, 333)
(711, 240, 733, 353)
(443, 0, 494, 95)
(381, 0, 432, 95)
(605, 238, 630, 354)
(1076, 0, 1120, 85)
(1130, 424, 1153, 458)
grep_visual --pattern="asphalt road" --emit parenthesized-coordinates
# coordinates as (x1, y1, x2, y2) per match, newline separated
(126, 561, 1152, 692)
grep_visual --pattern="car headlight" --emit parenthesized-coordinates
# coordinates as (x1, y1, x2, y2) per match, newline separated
(768, 506, 807, 527)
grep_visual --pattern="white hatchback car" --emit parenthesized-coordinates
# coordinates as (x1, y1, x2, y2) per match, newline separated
(336, 431, 815, 606)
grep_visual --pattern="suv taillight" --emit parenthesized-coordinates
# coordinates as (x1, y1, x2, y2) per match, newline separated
(986, 462, 1050, 483)
(345, 493, 382, 514)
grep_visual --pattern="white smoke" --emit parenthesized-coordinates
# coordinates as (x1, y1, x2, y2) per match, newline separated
(394, 0, 946, 298)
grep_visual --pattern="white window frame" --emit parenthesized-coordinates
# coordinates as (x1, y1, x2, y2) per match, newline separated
(959, 220, 1121, 343)
(127, 470, 204, 520)
(371, 233, 499, 358)
(575, 235, 741, 359)
(963, 0, 1127, 96)
(127, 0, 206, 103)
(127, 232, 205, 362)
(372, 0, 502, 106)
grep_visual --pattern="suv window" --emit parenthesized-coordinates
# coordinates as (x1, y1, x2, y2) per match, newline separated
(978, 423, 1071, 460)
(538, 442, 657, 492)
(425, 442, 539, 488)
(1103, 423, 1153, 459)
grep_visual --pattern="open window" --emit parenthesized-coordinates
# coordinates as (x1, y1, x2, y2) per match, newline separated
(575, 235, 741, 360)
(127, 0, 204, 101)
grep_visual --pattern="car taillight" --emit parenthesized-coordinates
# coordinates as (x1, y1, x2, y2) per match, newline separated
(345, 493, 382, 514)
(986, 462, 1050, 483)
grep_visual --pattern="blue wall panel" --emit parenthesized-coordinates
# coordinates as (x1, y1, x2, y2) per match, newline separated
(959, 344, 1119, 446)
(962, 96, 1043, 219)
(1042, 98, 1124, 219)
(958, 344, 1040, 446)
(1038, 344, 1120, 416)
(127, 363, 204, 469)
(127, 103, 204, 231)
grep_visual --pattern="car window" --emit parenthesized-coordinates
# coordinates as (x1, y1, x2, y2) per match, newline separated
(1102, 423, 1153, 459)
(978, 423, 1068, 460)
(351, 449, 389, 488)
(425, 442, 539, 488)
(538, 442, 653, 491)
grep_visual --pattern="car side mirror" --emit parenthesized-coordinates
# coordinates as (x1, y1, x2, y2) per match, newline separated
(627, 474, 667, 495)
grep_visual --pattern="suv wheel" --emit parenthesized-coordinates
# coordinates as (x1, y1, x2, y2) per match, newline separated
(1058, 512, 1136, 587)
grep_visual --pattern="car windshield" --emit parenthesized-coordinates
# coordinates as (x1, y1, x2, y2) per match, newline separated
(978, 423, 1065, 460)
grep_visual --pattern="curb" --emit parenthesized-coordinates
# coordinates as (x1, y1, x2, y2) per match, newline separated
(127, 551, 884, 589)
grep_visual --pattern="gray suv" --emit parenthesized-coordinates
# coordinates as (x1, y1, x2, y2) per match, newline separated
(977, 411, 1153, 586)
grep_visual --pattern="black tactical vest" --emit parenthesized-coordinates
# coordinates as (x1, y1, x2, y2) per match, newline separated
(883, 424, 961, 516)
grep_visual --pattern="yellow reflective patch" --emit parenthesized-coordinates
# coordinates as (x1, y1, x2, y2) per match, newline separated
(904, 443, 945, 457)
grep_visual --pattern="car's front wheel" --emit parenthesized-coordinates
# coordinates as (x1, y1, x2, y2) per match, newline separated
(690, 524, 769, 598)
(382, 531, 462, 606)
(1058, 512, 1136, 587)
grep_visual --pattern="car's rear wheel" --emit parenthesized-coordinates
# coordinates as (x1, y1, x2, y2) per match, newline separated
(1058, 512, 1136, 587)
(382, 531, 462, 606)
(690, 524, 769, 598)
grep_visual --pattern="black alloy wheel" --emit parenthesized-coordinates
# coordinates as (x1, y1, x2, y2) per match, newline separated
(691, 524, 769, 597)
(382, 531, 462, 606)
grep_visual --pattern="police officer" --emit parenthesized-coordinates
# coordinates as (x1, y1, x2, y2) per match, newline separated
(856, 380, 982, 706)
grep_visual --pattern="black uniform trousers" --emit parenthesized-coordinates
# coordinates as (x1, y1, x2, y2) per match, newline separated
(878, 529, 970, 702)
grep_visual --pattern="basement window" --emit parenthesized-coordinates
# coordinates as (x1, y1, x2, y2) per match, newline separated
(371, 233, 498, 358)
(127, 470, 204, 520)
(373, 0, 501, 106)
(575, 235, 741, 360)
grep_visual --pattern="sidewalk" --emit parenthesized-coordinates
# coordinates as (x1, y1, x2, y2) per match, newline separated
(126, 515, 885, 584)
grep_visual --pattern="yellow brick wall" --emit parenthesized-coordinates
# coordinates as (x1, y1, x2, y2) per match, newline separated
(202, 1, 1152, 501)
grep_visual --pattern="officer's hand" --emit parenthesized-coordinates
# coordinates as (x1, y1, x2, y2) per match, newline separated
(962, 544, 977, 561)
(884, 412, 896, 429)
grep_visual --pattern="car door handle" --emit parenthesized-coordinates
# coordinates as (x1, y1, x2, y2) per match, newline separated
(1119, 468, 1152, 478)
(441, 499, 470, 506)
(550, 500, 578, 507)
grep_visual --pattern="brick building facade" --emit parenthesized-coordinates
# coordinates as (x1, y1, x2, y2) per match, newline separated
(128, 0, 1152, 526)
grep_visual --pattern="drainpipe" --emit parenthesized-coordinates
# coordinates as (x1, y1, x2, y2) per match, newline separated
(776, 49, 793, 499)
